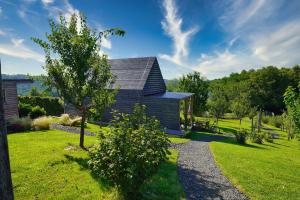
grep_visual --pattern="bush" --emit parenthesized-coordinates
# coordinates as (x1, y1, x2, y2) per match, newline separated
(264, 132, 274, 143)
(29, 106, 46, 119)
(7, 117, 32, 133)
(262, 116, 269, 124)
(18, 103, 32, 117)
(88, 105, 170, 199)
(70, 116, 82, 127)
(32, 116, 51, 130)
(234, 129, 249, 144)
(59, 114, 71, 126)
(18, 96, 64, 116)
(251, 131, 265, 144)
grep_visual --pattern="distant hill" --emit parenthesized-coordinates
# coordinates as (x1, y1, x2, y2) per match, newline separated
(2, 74, 48, 96)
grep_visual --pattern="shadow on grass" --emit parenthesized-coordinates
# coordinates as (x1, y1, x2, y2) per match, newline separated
(64, 154, 185, 200)
(187, 131, 267, 150)
(64, 154, 113, 191)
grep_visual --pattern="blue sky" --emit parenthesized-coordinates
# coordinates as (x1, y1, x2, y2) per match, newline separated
(0, 0, 300, 79)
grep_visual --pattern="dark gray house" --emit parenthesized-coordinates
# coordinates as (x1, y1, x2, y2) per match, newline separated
(67, 57, 193, 134)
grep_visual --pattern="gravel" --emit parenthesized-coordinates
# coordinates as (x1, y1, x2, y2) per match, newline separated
(50, 123, 96, 136)
(177, 135, 249, 200)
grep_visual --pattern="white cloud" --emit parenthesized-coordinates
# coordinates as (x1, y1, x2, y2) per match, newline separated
(0, 38, 44, 62)
(0, 30, 6, 36)
(41, 0, 54, 6)
(159, 0, 198, 66)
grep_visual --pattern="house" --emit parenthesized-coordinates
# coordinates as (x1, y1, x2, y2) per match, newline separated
(67, 57, 193, 134)
(2, 79, 33, 120)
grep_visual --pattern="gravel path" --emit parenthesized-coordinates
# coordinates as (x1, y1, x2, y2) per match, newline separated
(177, 135, 249, 200)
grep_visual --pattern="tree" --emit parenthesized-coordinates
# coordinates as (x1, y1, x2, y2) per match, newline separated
(0, 60, 14, 199)
(29, 86, 42, 96)
(248, 106, 257, 132)
(178, 72, 208, 115)
(207, 83, 229, 126)
(33, 13, 124, 148)
(231, 93, 251, 125)
(284, 84, 300, 136)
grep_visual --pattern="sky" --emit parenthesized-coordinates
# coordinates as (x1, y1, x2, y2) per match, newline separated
(0, 0, 300, 80)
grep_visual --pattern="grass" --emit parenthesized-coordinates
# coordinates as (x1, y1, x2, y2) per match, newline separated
(8, 130, 185, 199)
(204, 117, 300, 200)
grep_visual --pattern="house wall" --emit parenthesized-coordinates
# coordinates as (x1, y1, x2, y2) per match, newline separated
(143, 60, 166, 96)
(3, 81, 19, 119)
(142, 97, 180, 130)
(102, 90, 142, 121)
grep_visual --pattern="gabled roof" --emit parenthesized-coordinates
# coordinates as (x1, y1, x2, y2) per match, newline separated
(109, 57, 157, 90)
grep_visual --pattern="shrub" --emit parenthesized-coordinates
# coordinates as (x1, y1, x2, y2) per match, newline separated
(233, 129, 249, 144)
(7, 117, 32, 133)
(18, 96, 64, 116)
(251, 131, 265, 144)
(262, 116, 269, 124)
(18, 103, 32, 117)
(59, 114, 71, 126)
(29, 106, 46, 119)
(264, 132, 274, 143)
(70, 116, 82, 127)
(88, 105, 170, 199)
(32, 116, 51, 130)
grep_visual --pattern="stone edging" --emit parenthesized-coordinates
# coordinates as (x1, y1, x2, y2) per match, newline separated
(50, 123, 96, 136)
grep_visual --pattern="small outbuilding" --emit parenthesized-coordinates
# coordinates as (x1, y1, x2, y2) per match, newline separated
(2, 79, 33, 120)
(67, 57, 193, 135)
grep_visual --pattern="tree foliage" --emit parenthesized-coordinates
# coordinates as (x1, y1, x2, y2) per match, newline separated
(284, 84, 300, 136)
(32, 13, 124, 147)
(178, 72, 208, 115)
(88, 105, 170, 199)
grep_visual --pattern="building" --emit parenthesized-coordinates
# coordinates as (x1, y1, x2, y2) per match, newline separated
(2, 79, 33, 120)
(67, 57, 193, 134)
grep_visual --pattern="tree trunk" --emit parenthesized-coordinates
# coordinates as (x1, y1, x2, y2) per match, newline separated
(0, 61, 14, 200)
(251, 118, 254, 133)
(239, 119, 242, 125)
(258, 109, 262, 132)
(80, 110, 86, 148)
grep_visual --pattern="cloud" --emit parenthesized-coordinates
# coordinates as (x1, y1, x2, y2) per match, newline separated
(159, 0, 198, 66)
(190, 0, 300, 79)
(41, 0, 54, 6)
(0, 38, 44, 62)
(0, 30, 6, 36)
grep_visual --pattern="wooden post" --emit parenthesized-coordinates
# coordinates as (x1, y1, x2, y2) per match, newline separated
(190, 96, 193, 127)
(0, 59, 14, 199)
(184, 98, 188, 131)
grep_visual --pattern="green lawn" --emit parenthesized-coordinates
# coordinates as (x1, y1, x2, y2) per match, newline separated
(204, 118, 300, 200)
(8, 130, 185, 200)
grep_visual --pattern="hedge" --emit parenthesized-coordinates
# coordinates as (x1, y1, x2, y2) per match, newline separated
(18, 96, 64, 116)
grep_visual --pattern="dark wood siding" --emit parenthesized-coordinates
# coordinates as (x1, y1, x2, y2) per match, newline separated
(141, 97, 180, 130)
(102, 90, 142, 121)
(3, 81, 19, 119)
(143, 60, 166, 95)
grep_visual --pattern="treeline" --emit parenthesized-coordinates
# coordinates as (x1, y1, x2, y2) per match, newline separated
(167, 65, 300, 115)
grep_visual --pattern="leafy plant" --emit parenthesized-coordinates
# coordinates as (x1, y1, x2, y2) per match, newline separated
(29, 106, 46, 119)
(18, 103, 33, 118)
(88, 105, 170, 199)
(250, 131, 265, 144)
(32, 116, 51, 130)
(233, 129, 249, 144)
(264, 132, 274, 143)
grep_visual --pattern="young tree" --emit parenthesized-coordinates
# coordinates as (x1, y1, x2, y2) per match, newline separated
(33, 13, 124, 148)
(178, 72, 208, 115)
(207, 84, 229, 126)
(231, 94, 251, 125)
(248, 106, 257, 132)
(0, 60, 14, 199)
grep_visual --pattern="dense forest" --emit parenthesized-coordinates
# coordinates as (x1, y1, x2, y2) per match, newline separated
(167, 65, 300, 114)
